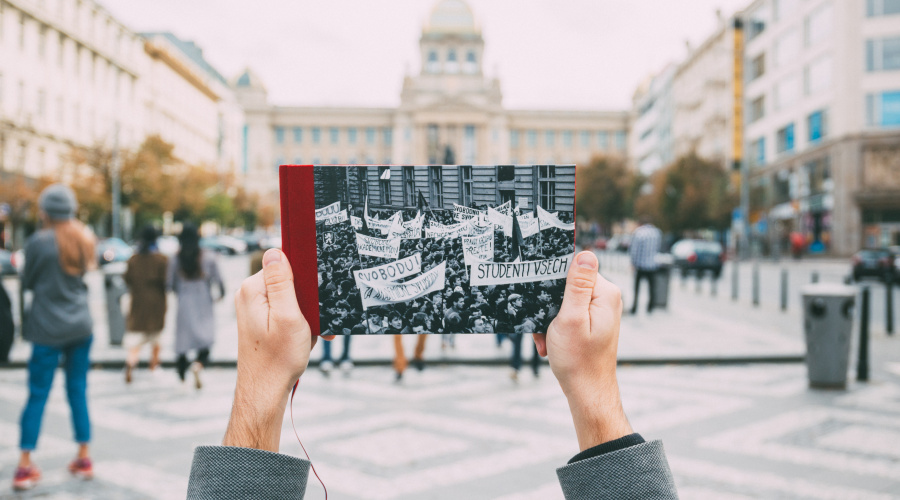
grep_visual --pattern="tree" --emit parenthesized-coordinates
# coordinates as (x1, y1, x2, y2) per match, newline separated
(636, 153, 737, 235)
(0, 172, 53, 248)
(576, 155, 641, 235)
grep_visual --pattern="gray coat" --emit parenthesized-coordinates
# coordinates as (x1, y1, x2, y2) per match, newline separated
(186, 440, 677, 499)
(22, 230, 92, 347)
(167, 251, 223, 355)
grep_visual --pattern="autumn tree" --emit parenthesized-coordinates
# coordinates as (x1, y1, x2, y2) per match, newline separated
(576, 155, 642, 235)
(636, 153, 737, 235)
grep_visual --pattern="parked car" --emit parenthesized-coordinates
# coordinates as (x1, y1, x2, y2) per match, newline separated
(238, 233, 264, 252)
(200, 235, 248, 255)
(0, 249, 18, 276)
(671, 239, 725, 278)
(607, 234, 632, 253)
(851, 249, 894, 282)
(96, 238, 134, 266)
(260, 235, 282, 250)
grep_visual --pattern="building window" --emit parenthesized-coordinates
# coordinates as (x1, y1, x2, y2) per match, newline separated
(538, 165, 557, 210)
(460, 165, 473, 206)
(775, 74, 801, 110)
(749, 54, 766, 81)
(867, 0, 900, 16)
(580, 130, 590, 148)
(774, 29, 801, 69)
(379, 166, 391, 204)
(330, 127, 339, 144)
(426, 50, 439, 73)
(776, 123, 795, 153)
(749, 96, 765, 123)
(562, 130, 573, 147)
(366, 127, 375, 145)
(746, 4, 769, 40)
(293, 127, 302, 143)
(275, 127, 285, 144)
(808, 110, 827, 142)
(545, 130, 556, 147)
(805, 4, 833, 47)
(753, 137, 766, 167)
(510, 130, 519, 147)
(348, 127, 357, 144)
(275, 157, 284, 170)
(446, 48, 458, 73)
(774, 0, 802, 22)
(464, 50, 477, 74)
(403, 166, 416, 206)
(615, 131, 627, 151)
(598, 131, 609, 150)
(866, 37, 900, 72)
(498, 165, 515, 182)
(293, 157, 303, 165)
(383, 127, 392, 145)
(804, 56, 833, 95)
(526, 130, 537, 147)
(312, 127, 321, 144)
(430, 166, 444, 208)
(866, 90, 900, 126)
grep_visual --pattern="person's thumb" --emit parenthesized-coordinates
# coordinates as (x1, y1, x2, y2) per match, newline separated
(262, 249, 300, 313)
(558, 251, 599, 320)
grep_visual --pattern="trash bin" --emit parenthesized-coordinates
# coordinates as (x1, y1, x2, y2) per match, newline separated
(652, 254, 673, 310)
(801, 283, 856, 389)
(104, 263, 128, 346)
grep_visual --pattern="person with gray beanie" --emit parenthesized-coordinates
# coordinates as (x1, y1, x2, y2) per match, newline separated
(13, 184, 97, 491)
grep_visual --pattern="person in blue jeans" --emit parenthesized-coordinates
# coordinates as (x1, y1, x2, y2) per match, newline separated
(14, 185, 97, 491)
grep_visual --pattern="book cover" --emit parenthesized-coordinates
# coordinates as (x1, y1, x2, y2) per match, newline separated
(280, 165, 576, 335)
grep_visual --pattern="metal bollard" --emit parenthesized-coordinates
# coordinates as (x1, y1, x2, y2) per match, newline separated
(711, 275, 718, 297)
(888, 275, 894, 335)
(696, 272, 702, 293)
(752, 263, 760, 307)
(811, 271, 820, 283)
(858, 287, 870, 382)
(731, 261, 739, 301)
(780, 269, 788, 311)
(843, 275, 852, 285)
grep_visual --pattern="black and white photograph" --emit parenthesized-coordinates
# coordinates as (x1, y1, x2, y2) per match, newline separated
(314, 165, 576, 336)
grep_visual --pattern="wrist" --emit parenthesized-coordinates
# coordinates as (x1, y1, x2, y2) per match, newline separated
(223, 373, 292, 452)
(564, 374, 632, 452)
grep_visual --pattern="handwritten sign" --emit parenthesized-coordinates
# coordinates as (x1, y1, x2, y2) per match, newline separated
(470, 254, 573, 285)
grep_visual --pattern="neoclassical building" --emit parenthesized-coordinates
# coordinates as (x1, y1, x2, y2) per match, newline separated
(235, 0, 630, 199)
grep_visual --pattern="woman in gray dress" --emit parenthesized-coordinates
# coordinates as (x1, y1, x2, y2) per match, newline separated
(168, 224, 224, 389)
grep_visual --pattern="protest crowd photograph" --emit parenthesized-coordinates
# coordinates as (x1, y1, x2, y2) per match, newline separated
(314, 165, 576, 347)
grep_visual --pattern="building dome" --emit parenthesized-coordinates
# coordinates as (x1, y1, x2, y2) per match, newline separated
(425, 0, 479, 34)
(233, 68, 266, 90)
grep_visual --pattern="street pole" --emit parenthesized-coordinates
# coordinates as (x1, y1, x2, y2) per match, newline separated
(857, 286, 870, 382)
(111, 123, 122, 239)
(887, 275, 894, 335)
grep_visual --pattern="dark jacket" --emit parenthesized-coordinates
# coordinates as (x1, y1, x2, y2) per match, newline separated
(124, 252, 168, 332)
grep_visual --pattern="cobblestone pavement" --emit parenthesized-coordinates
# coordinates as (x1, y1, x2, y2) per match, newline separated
(1, 362, 900, 499)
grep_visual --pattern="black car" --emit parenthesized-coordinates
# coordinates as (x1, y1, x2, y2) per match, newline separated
(671, 239, 725, 278)
(851, 249, 894, 282)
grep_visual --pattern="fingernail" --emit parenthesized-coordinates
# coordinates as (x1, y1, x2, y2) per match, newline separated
(576, 251, 597, 269)
(263, 249, 282, 267)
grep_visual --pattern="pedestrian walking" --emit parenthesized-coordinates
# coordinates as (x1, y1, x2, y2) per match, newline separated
(628, 215, 662, 315)
(168, 225, 224, 389)
(123, 225, 168, 384)
(0, 279, 13, 363)
(14, 184, 96, 491)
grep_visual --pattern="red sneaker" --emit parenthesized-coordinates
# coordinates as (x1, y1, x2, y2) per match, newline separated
(68, 458, 93, 480)
(12, 466, 41, 491)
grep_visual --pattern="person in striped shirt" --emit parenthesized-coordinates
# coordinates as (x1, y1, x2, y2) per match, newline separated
(628, 215, 662, 315)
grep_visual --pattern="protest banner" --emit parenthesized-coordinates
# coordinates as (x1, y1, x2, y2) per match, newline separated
(322, 209, 348, 226)
(488, 206, 512, 235)
(424, 221, 471, 239)
(462, 231, 494, 265)
(353, 253, 422, 284)
(358, 262, 447, 309)
(355, 233, 401, 259)
(350, 215, 363, 230)
(537, 205, 575, 231)
(469, 254, 574, 286)
(454, 204, 485, 222)
(496, 200, 512, 216)
(518, 216, 540, 238)
(315, 201, 341, 221)
(399, 212, 424, 239)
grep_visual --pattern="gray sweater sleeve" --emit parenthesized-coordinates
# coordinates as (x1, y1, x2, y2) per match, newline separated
(556, 440, 678, 500)
(187, 446, 310, 500)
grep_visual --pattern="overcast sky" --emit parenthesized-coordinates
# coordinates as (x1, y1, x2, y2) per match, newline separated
(101, 0, 748, 111)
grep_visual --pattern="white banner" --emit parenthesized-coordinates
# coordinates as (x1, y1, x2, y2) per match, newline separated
(462, 231, 494, 265)
(469, 254, 574, 285)
(496, 200, 512, 216)
(315, 201, 341, 221)
(350, 215, 363, 230)
(454, 204, 485, 221)
(399, 212, 424, 240)
(488, 207, 512, 236)
(537, 205, 575, 231)
(519, 216, 540, 239)
(387, 212, 406, 238)
(322, 209, 348, 226)
(355, 233, 401, 259)
(424, 221, 471, 239)
(358, 262, 446, 309)
(353, 253, 422, 284)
